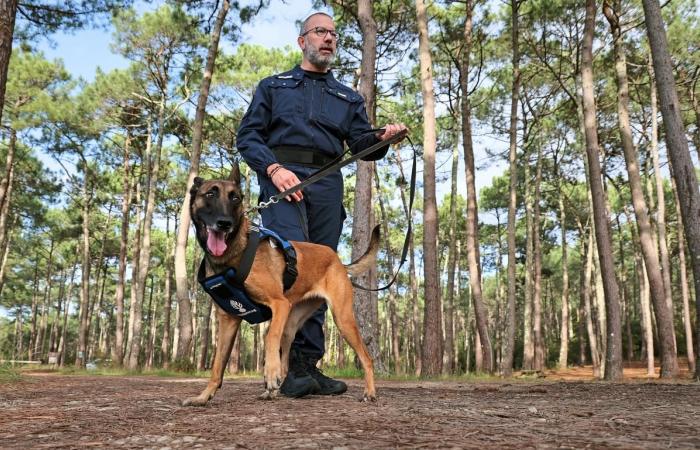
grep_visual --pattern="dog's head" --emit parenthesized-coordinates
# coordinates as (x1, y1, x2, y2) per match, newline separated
(190, 164, 244, 258)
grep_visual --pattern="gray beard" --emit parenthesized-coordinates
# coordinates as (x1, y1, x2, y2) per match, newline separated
(305, 47, 334, 70)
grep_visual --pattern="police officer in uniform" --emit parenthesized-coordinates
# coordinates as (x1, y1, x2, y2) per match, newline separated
(237, 11, 406, 398)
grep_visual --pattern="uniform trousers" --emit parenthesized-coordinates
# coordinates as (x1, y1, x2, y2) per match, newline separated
(257, 164, 345, 361)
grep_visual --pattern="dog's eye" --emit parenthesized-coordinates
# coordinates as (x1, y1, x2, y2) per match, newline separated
(205, 191, 216, 199)
(230, 194, 241, 203)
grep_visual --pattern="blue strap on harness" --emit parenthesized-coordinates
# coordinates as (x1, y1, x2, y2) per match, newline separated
(197, 224, 297, 324)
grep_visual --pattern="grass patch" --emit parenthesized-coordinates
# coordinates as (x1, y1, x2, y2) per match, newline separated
(0, 364, 23, 383)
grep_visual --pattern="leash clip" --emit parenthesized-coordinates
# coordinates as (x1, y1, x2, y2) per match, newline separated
(245, 196, 279, 216)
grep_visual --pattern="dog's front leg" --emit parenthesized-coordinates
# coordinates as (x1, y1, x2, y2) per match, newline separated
(259, 298, 292, 400)
(182, 311, 241, 407)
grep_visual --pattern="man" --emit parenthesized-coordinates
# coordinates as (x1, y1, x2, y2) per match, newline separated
(237, 11, 406, 398)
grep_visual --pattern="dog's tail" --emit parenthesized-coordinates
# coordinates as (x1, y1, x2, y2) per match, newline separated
(345, 225, 381, 277)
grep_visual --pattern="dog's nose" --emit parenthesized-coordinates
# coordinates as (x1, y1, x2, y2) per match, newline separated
(216, 219, 233, 230)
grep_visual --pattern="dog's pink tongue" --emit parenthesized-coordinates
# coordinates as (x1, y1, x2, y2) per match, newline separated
(207, 229, 227, 256)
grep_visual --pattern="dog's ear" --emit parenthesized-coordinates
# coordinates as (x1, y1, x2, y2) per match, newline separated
(228, 163, 241, 185)
(190, 177, 204, 196)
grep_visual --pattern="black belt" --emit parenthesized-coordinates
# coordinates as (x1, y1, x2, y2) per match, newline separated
(272, 146, 336, 168)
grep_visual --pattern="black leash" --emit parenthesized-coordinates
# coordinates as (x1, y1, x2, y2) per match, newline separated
(351, 135, 417, 292)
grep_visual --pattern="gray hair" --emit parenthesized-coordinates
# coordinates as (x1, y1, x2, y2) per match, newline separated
(299, 12, 334, 35)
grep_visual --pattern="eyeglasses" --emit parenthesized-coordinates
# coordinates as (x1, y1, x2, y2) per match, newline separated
(301, 27, 340, 41)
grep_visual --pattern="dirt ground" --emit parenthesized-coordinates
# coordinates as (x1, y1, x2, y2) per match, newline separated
(1, 367, 699, 449)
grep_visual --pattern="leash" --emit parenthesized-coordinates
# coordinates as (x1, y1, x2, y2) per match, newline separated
(351, 136, 417, 293)
(246, 128, 416, 293)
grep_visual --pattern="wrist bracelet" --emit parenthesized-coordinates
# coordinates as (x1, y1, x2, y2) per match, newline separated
(269, 165, 283, 178)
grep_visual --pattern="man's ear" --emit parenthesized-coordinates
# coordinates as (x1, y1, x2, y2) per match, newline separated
(297, 35, 305, 50)
(190, 177, 204, 196)
(228, 163, 240, 186)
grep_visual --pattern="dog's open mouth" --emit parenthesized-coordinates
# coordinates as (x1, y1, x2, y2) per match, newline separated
(206, 227, 228, 257)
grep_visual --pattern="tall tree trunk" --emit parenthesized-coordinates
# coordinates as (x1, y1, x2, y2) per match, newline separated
(522, 147, 534, 371)
(126, 179, 143, 363)
(128, 99, 165, 370)
(443, 137, 459, 374)
(582, 227, 601, 377)
(0, 0, 18, 125)
(174, 0, 230, 365)
(75, 163, 92, 368)
(461, 0, 493, 374)
(113, 133, 132, 366)
(648, 57, 675, 353)
(532, 146, 544, 371)
(581, 0, 623, 380)
(351, 0, 384, 372)
(604, 1, 677, 377)
(0, 129, 16, 249)
(415, 0, 442, 376)
(503, 0, 521, 377)
(161, 215, 174, 368)
(558, 175, 569, 369)
(641, 0, 700, 380)
(670, 167, 696, 373)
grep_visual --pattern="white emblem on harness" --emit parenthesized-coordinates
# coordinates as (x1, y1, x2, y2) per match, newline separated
(278, 75, 294, 79)
(230, 299, 247, 313)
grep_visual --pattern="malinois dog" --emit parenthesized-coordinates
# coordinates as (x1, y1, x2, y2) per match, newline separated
(182, 165, 378, 405)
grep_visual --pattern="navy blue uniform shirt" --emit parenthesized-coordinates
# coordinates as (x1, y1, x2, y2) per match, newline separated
(237, 65, 385, 174)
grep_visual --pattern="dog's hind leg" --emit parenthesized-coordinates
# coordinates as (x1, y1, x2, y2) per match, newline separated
(182, 310, 241, 407)
(259, 297, 292, 400)
(279, 297, 325, 379)
(327, 280, 376, 402)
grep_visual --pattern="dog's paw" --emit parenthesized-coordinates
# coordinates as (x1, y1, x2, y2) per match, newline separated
(182, 396, 209, 407)
(361, 393, 377, 403)
(258, 389, 279, 401)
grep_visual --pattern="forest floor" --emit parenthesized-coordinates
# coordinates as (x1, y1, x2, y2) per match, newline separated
(1, 364, 698, 449)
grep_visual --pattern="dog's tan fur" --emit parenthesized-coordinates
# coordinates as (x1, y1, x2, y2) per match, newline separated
(182, 166, 377, 405)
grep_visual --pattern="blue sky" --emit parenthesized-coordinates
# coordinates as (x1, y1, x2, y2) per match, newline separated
(37, 1, 322, 81)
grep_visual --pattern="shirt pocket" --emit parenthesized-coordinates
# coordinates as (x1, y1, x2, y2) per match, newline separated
(321, 88, 359, 132)
(269, 79, 303, 117)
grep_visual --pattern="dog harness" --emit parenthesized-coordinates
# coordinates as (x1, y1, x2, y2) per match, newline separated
(198, 224, 298, 324)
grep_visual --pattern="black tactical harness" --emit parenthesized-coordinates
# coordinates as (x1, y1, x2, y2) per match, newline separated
(198, 224, 297, 324)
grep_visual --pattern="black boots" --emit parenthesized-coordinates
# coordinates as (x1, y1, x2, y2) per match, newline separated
(280, 349, 347, 398)
(303, 352, 348, 395)
(280, 349, 320, 398)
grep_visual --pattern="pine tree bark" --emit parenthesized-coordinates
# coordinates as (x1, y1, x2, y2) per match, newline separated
(604, 1, 677, 377)
(113, 133, 132, 366)
(641, 0, 700, 380)
(670, 165, 695, 372)
(352, 0, 384, 372)
(581, 0, 623, 380)
(648, 58, 675, 351)
(0, 0, 18, 125)
(557, 169, 569, 369)
(161, 216, 174, 368)
(522, 147, 534, 371)
(415, 0, 442, 376)
(75, 162, 92, 368)
(174, 0, 229, 365)
(461, 0, 492, 373)
(502, 0, 521, 377)
(582, 225, 601, 377)
(443, 139, 459, 374)
(532, 146, 544, 371)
